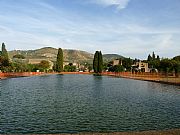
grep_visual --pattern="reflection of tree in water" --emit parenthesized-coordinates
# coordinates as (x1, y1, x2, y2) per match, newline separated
(93, 74, 103, 98)
(86, 75, 108, 131)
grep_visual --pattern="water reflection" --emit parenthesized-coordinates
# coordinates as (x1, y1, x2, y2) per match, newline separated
(0, 75, 180, 134)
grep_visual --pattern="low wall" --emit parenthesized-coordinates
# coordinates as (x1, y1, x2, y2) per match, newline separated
(1, 72, 180, 85)
(102, 72, 180, 85)
(0, 72, 43, 79)
(61, 72, 91, 75)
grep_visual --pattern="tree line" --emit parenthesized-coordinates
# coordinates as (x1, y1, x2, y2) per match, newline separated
(0, 42, 179, 76)
(146, 52, 180, 76)
(0, 43, 51, 72)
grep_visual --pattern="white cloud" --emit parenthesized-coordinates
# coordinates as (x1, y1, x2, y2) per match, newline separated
(91, 0, 130, 10)
(0, 0, 180, 59)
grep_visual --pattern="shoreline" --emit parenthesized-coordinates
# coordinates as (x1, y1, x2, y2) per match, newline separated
(81, 129, 180, 135)
(3, 129, 180, 135)
(101, 72, 180, 86)
(0, 72, 52, 80)
(0, 72, 179, 86)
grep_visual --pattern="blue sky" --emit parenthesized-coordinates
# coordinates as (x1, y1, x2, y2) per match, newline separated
(0, 0, 180, 59)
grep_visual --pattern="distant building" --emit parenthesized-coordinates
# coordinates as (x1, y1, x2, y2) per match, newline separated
(28, 59, 53, 69)
(113, 59, 122, 66)
(132, 61, 149, 72)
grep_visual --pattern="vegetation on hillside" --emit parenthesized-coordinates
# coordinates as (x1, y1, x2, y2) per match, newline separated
(8, 47, 93, 63)
(8, 47, 126, 64)
(13, 54, 25, 59)
(103, 54, 124, 62)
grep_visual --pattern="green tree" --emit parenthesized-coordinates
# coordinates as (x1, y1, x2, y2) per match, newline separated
(157, 55, 160, 61)
(93, 51, 99, 73)
(93, 51, 103, 73)
(64, 65, 70, 72)
(88, 65, 93, 72)
(56, 48, 63, 72)
(173, 55, 180, 61)
(147, 54, 152, 61)
(114, 65, 124, 72)
(148, 59, 160, 69)
(103, 62, 108, 71)
(159, 58, 172, 74)
(64, 65, 76, 72)
(0, 56, 4, 69)
(27, 64, 36, 72)
(152, 52, 156, 60)
(11, 62, 28, 72)
(98, 51, 103, 73)
(147, 53, 160, 68)
(84, 62, 93, 72)
(2, 43, 8, 57)
(122, 58, 133, 71)
(38, 60, 50, 72)
(1, 43, 9, 67)
(171, 59, 180, 77)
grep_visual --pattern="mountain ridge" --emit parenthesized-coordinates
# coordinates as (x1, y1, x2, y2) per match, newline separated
(9, 47, 124, 64)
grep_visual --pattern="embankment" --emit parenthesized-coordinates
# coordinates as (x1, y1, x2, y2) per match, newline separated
(1, 72, 180, 86)
(0, 72, 91, 79)
(0, 72, 44, 79)
(102, 72, 180, 86)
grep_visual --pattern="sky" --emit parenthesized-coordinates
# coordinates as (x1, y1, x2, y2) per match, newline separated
(0, 0, 180, 59)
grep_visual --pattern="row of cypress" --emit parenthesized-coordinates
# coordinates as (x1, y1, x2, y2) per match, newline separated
(55, 48, 103, 73)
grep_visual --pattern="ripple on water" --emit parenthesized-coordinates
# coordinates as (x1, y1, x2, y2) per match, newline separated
(0, 74, 180, 134)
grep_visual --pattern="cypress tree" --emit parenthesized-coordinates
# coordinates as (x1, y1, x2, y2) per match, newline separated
(157, 55, 160, 61)
(147, 54, 152, 61)
(93, 51, 103, 73)
(98, 51, 103, 73)
(152, 52, 156, 60)
(2, 43, 8, 58)
(56, 48, 63, 72)
(1, 43, 9, 66)
(93, 51, 99, 73)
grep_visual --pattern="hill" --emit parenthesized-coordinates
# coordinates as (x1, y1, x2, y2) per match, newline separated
(103, 54, 124, 62)
(8, 47, 125, 64)
(9, 47, 93, 63)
